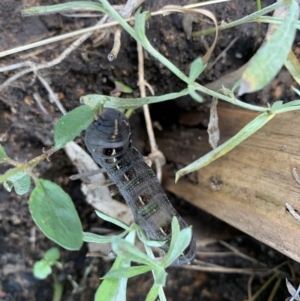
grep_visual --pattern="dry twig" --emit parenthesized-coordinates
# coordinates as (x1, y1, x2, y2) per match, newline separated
(137, 42, 166, 182)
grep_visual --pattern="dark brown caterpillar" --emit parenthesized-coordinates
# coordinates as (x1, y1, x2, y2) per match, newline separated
(85, 108, 196, 265)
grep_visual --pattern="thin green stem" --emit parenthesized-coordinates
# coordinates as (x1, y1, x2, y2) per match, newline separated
(253, 0, 262, 51)
(193, 1, 289, 37)
(98, 0, 138, 37)
(256, 0, 262, 11)
(125, 108, 135, 118)
(194, 83, 269, 112)
(22, 1, 104, 16)
(52, 274, 64, 301)
(257, 16, 300, 29)
(143, 244, 167, 301)
(0, 148, 54, 183)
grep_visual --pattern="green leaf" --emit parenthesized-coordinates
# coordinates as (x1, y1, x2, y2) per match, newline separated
(95, 231, 136, 301)
(0, 144, 6, 163)
(4, 170, 27, 183)
(134, 9, 151, 41)
(280, 99, 300, 109)
(270, 100, 283, 111)
(231, 79, 241, 93)
(152, 267, 167, 286)
(112, 238, 159, 269)
(188, 87, 203, 103)
(189, 58, 206, 82)
(239, 0, 299, 94)
(54, 105, 96, 150)
(29, 179, 83, 250)
(3, 180, 13, 192)
(293, 87, 300, 97)
(82, 95, 106, 109)
(22, 1, 105, 16)
(44, 247, 60, 265)
(81, 89, 189, 110)
(95, 256, 126, 301)
(176, 112, 275, 180)
(270, 99, 300, 114)
(281, 99, 300, 108)
(160, 217, 180, 267)
(103, 266, 152, 279)
(136, 227, 167, 248)
(95, 211, 130, 230)
(146, 284, 160, 301)
(163, 228, 192, 268)
(114, 81, 133, 94)
(83, 230, 127, 244)
(14, 174, 31, 195)
(3, 171, 31, 195)
(33, 259, 52, 279)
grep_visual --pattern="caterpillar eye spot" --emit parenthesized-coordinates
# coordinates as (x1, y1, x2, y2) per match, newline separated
(103, 148, 115, 156)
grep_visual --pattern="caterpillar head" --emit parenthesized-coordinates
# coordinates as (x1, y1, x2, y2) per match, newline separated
(85, 108, 131, 162)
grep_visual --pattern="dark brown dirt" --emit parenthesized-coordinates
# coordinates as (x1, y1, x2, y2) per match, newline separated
(0, 0, 299, 300)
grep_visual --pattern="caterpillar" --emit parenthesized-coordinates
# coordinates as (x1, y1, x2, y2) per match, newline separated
(85, 108, 196, 265)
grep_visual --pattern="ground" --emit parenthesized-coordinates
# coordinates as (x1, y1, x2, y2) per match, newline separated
(0, 0, 299, 300)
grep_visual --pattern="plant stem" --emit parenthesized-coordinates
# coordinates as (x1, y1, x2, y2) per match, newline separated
(253, 0, 262, 51)
(52, 274, 63, 301)
(256, 0, 262, 11)
(0, 148, 54, 183)
(194, 83, 269, 112)
(193, 1, 288, 37)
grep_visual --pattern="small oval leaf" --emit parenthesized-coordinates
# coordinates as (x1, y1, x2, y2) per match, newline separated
(3, 171, 31, 195)
(113, 81, 133, 94)
(33, 259, 52, 279)
(189, 58, 206, 82)
(54, 105, 95, 150)
(44, 247, 60, 265)
(29, 179, 83, 250)
(14, 173, 31, 195)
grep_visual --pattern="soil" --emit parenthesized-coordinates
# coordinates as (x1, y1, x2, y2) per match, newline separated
(0, 0, 299, 301)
